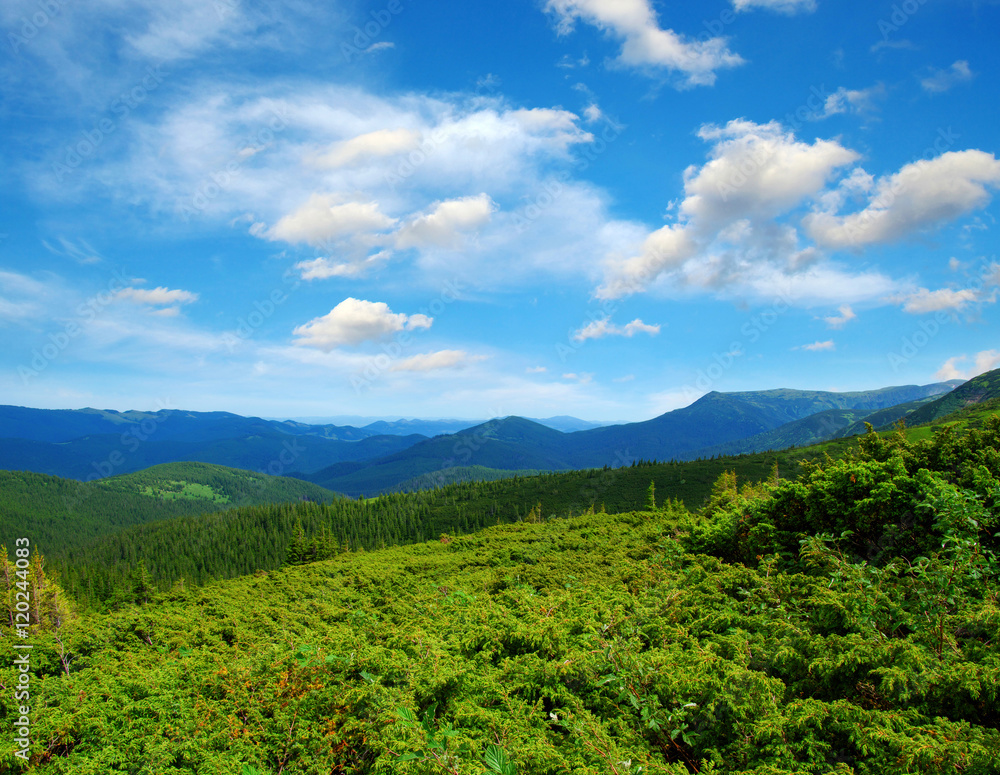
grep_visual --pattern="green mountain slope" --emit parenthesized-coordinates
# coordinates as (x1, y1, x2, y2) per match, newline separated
(0, 462, 338, 557)
(903, 367, 1000, 426)
(5, 415, 998, 773)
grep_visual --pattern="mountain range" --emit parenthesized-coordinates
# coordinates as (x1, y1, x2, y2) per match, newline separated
(0, 378, 969, 494)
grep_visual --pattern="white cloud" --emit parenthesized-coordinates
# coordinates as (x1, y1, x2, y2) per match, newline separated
(901, 287, 981, 314)
(295, 251, 392, 281)
(795, 340, 835, 351)
(817, 84, 885, 118)
(613, 374, 635, 382)
(545, 0, 744, 87)
(395, 194, 497, 250)
(526, 366, 548, 373)
(390, 350, 486, 372)
(268, 196, 396, 247)
(116, 286, 199, 306)
(805, 151, 1000, 249)
(583, 103, 603, 123)
(732, 0, 817, 14)
(598, 120, 860, 300)
(562, 372, 594, 383)
(921, 60, 975, 94)
(292, 298, 432, 351)
(313, 128, 421, 169)
(822, 304, 856, 328)
(935, 350, 1000, 381)
(364, 41, 395, 54)
(41, 237, 103, 265)
(573, 317, 661, 341)
(686, 121, 859, 225)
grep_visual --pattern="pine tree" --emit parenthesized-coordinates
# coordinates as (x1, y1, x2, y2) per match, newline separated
(286, 518, 308, 565)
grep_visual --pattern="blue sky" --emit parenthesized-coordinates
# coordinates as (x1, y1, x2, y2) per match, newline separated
(1, 0, 998, 422)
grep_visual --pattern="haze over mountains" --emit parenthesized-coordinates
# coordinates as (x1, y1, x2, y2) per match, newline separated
(0, 379, 966, 494)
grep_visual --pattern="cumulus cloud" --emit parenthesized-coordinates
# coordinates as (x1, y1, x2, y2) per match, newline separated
(545, 0, 744, 87)
(313, 128, 421, 169)
(573, 317, 661, 342)
(390, 350, 486, 372)
(901, 287, 982, 314)
(395, 194, 497, 250)
(526, 366, 548, 373)
(562, 372, 594, 383)
(269, 196, 396, 247)
(732, 0, 817, 14)
(935, 350, 1000, 381)
(292, 298, 432, 351)
(598, 120, 859, 299)
(804, 151, 1000, 249)
(921, 60, 974, 94)
(822, 304, 856, 328)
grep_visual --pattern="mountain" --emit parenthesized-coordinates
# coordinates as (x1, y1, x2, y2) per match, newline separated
(902, 368, 1000, 426)
(359, 418, 481, 437)
(0, 380, 960, 490)
(697, 393, 949, 457)
(299, 382, 961, 495)
(301, 417, 574, 496)
(561, 382, 962, 466)
(0, 429, 425, 480)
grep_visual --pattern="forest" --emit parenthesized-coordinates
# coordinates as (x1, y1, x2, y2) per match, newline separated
(1, 416, 998, 773)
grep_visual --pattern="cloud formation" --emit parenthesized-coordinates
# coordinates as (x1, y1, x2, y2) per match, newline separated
(269, 196, 396, 247)
(901, 287, 983, 314)
(805, 151, 1000, 249)
(822, 305, 856, 329)
(292, 298, 432, 351)
(115, 286, 199, 317)
(921, 61, 974, 94)
(795, 340, 835, 351)
(395, 194, 497, 250)
(935, 350, 1000, 381)
(598, 120, 860, 300)
(545, 0, 744, 86)
(314, 129, 422, 169)
(573, 317, 661, 342)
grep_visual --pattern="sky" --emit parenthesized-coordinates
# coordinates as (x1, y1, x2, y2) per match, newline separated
(1, 0, 999, 423)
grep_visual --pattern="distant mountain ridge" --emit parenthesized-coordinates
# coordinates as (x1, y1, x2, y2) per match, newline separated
(299, 381, 962, 495)
(0, 379, 963, 489)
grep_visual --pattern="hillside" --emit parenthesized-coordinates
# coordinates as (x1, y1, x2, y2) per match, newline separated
(0, 462, 338, 558)
(903, 368, 1000, 426)
(4, 414, 998, 773)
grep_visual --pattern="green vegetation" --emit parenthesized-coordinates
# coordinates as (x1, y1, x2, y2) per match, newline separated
(46, 454, 794, 606)
(0, 463, 338, 560)
(3, 411, 999, 773)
